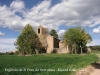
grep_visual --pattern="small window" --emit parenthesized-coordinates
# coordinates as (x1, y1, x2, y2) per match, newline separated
(38, 29, 40, 34)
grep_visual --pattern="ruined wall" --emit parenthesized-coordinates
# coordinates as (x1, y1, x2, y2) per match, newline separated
(46, 35, 54, 53)
(58, 41, 69, 54)
(59, 41, 65, 48)
(87, 47, 91, 53)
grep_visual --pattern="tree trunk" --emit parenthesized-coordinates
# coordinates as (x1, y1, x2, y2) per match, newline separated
(72, 44, 75, 54)
(72, 48, 73, 54)
(74, 44, 76, 54)
(72, 47, 74, 54)
(35, 48, 39, 54)
(81, 47, 83, 54)
(75, 47, 76, 54)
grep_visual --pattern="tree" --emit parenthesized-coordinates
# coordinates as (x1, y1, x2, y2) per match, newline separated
(75, 27, 92, 54)
(50, 29, 58, 38)
(64, 28, 78, 54)
(64, 27, 92, 54)
(15, 24, 42, 55)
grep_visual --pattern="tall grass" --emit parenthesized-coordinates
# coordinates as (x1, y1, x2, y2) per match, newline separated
(0, 54, 98, 75)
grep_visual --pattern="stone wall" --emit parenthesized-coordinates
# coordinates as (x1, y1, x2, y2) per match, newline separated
(46, 35, 54, 53)
(58, 41, 69, 53)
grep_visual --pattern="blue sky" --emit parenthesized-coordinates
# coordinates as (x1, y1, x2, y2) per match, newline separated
(0, 0, 100, 52)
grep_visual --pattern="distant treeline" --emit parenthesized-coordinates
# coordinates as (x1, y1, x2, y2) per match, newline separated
(89, 46, 100, 51)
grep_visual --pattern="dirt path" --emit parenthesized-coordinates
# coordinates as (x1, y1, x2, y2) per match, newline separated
(75, 54, 100, 75)
(89, 69, 100, 75)
(89, 54, 100, 75)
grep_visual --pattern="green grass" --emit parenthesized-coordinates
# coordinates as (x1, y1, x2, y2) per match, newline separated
(0, 54, 99, 75)
(91, 50, 100, 54)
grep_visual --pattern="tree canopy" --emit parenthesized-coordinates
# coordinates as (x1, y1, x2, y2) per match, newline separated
(15, 24, 42, 55)
(64, 27, 92, 54)
(50, 29, 58, 38)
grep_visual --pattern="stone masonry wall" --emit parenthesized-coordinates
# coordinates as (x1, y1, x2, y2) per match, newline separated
(46, 35, 54, 53)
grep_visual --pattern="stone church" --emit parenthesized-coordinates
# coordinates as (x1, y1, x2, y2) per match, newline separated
(36, 25, 69, 53)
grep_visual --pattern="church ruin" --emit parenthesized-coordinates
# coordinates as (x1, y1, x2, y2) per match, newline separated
(36, 25, 69, 53)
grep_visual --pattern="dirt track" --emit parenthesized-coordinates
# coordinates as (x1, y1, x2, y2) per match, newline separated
(76, 54, 100, 75)
(89, 54, 100, 75)
(90, 69, 100, 75)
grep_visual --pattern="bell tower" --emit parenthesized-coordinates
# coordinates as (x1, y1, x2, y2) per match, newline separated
(37, 25, 43, 35)
(36, 25, 47, 38)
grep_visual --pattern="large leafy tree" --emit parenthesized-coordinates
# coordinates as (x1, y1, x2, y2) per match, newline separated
(15, 24, 42, 55)
(64, 27, 92, 54)
(50, 29, 58, 38)
(64, 28, 78, 54)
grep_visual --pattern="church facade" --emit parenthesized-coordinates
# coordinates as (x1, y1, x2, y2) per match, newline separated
(36, 25, 69, 53)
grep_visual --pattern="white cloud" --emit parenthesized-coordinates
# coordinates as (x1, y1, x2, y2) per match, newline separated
(93, 26, 100, 33)
(87, 39, 100, 46)
(0, 38, 16, 52)
(0, 4, 24, 30)
(0, 31, 5, 36)
(10, 0, 25, 12)
(0, 44, 15, 53)
(0, 38, 16, 44)
(0, 0, 100, 31)
(58, 30, 66, 39)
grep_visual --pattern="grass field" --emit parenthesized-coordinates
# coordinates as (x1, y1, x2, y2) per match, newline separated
(0, 54, 99, 75)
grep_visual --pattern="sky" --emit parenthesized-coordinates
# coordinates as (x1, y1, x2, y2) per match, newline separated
(0, 0, 100, 52)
